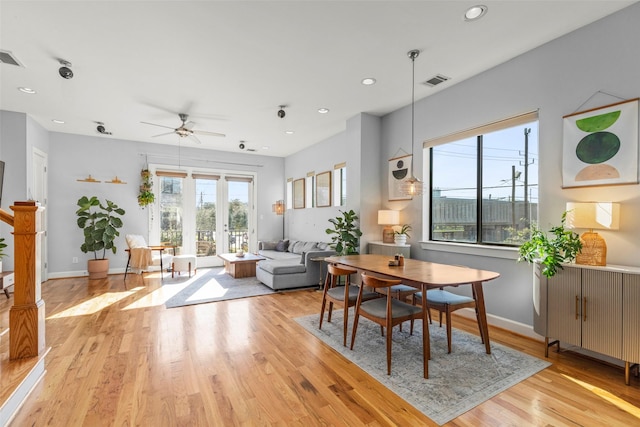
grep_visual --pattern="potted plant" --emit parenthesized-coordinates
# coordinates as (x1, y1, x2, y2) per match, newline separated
(518, 211, 582, 278)
(138, 169, 155, 208)
(394, 224, 412, 245)
(325, 209, 363, 255)
(76, 196, 126, 279)
(0, 236, 7, 273)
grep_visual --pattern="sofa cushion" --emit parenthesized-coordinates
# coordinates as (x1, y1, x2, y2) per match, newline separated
(290, 241, 318, 254)
(275, 239, 289, 252)
(261, 241, 278, 251)
(316, 242, 331, 250)
(259, 260, 306, 275)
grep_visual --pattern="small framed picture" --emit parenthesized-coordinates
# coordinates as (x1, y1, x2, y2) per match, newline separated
(293, 178, 305, 209)
(316, 171, 332, 207)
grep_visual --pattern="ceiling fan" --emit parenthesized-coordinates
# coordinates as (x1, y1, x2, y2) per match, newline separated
(141, 113, 225, 144)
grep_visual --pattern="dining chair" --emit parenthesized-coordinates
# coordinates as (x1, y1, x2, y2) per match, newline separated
(351, 273, 429, 378)
(376, 283, 419, 332)
(319, 263, 378, 346)
(411, 288, 482, 354)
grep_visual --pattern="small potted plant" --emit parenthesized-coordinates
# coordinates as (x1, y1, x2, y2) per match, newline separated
(138, 169, 155, 208)
(325, 209, 363, 255)
(0, 236, 7, 273)
(76, 196, 126, 279)
(518, 211, 582, 278)
(394, 224, 411, 245)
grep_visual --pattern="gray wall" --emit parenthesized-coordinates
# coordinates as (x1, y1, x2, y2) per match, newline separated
(46, 132, 284, 277)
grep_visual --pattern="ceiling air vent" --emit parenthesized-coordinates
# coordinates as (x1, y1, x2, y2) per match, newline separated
(0, 50, 24, 67)
(422, 74, 450, 87)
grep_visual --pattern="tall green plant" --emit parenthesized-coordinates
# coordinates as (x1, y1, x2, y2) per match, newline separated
(76, 196, 125, 259)
(325, 209, 362, 255)
(518, 211, 582, 278)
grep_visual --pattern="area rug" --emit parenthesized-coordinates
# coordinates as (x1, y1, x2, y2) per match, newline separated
(164, 267, 275, 308)
(295, 310, 550, 425)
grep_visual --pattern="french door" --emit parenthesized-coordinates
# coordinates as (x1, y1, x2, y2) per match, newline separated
(149, 165, 256, 268)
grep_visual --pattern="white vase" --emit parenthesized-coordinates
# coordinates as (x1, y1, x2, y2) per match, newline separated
(394, 234, 407, 245)
(0, 260, 3, 273)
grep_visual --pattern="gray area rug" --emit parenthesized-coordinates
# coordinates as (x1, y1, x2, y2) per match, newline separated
(164, 267, 275, 308)
(295, 310, 550, 425)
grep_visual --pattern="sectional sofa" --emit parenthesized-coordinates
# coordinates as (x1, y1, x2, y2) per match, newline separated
(256, 239, 336, 290)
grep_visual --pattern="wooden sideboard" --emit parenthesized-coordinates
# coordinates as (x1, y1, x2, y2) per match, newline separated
(533, 263, 640, 385)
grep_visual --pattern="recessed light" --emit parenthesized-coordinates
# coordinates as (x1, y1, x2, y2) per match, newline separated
(464, 5, 487, 21)
(318, 108, 329, 114)
(262, 146, 270, 150)
(52, 119, 65, 124)
(285, 130, 294, 135)
(361, 78, 376, 85)
(18, 86, 36, 94)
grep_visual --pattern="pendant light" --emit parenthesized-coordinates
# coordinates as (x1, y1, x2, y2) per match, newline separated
(399, 49, 425, 197)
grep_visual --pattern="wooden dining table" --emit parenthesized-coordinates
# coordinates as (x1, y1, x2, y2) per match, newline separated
(324, 254, 501, 367)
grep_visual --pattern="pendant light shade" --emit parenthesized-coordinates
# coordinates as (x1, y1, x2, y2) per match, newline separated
(399, 49, 425, 196)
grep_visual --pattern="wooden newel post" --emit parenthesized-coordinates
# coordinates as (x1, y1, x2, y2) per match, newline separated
(9, 201, 45, 359)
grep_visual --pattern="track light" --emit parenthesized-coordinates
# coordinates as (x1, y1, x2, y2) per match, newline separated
(58, 58, 73, 79)
(95, 121, 112, 135)
(239, 141, 246, 150)
(277, 105, 286, 119)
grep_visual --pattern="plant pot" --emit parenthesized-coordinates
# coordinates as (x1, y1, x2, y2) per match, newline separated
(87, 259, 109, 280)
(394, 234, 407, 245)
(0, 260, 3, 273)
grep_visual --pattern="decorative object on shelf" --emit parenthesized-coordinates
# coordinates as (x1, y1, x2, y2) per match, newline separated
(398, 49, 424, 197)
(518, 211, 582, 278)
(107, 176, 126, 184)
(325, 209, 362, 255)
(76, 196, 125, 279)
(565, 201, 620, 266)
(0, 236, 7, 273)
(378, 210, 400, 243)
(77, 175, 101, 183)
(562, 98, 638, 188)
(394, 224, 412, 245)
(137, 169, 155, 208)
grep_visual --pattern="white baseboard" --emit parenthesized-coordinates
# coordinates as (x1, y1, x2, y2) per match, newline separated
(47, 267, 128, 280)
(454, 308, 544, 342)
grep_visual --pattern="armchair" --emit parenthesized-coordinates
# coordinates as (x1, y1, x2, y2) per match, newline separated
(124, 234, 174, 279)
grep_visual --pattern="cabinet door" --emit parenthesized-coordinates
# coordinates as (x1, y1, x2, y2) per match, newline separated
(581, 270, 622, 359)
(547, 267, 581, 347)
(623, 273, 640, 364)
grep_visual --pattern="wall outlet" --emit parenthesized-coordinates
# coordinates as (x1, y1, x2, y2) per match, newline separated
(72, 257, 78, 263)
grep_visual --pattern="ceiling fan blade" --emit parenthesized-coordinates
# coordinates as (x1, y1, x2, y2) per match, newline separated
(189, 135, 203, 144)
(193, 130, 226, 137)
(151, 131, 176, 138)
(184, 121, 196, 130)
(141, 121, 175, 130)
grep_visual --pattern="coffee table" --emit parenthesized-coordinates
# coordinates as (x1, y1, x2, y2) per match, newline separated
(218, 253, 266, 278)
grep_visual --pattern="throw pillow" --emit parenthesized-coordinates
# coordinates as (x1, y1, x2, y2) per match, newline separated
(275, 239, 289, 252)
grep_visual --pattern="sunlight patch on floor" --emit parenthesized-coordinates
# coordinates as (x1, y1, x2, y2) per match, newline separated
(47, 289, 138, 318)
(185, 278, 228, 302)
(562, 374, 640, 419)
(121, 272, 215, 310)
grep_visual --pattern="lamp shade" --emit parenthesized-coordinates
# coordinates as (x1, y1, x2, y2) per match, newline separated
(566, 202, 620, 230)
(378, 210, 400, 225)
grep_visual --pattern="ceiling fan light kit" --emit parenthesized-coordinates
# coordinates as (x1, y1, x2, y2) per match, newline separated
(141, 112, 225, 144)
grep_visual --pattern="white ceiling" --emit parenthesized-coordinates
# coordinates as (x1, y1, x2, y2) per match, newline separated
(0, 1, 635, 157)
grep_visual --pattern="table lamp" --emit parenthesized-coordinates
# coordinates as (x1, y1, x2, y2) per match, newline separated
(378, 210, 400, 243)
(566, 202, 620, 266)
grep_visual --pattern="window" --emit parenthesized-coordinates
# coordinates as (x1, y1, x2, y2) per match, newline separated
(306, 172, 315, 208)
(333, 162, 346, 206)
(286, 178, 293, 210)
(429, 112, 538, 246)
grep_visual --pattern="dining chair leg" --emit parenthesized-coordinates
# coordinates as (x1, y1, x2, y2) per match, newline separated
(318, 272, 331, 330)
(349, 310, 361, 350)
(342, 275, 351, 346)
(386, 320, 393, 375)
(446, 306, 453, 354)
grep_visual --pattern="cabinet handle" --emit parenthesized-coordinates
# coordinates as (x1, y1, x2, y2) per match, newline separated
(575, 295, 579, 320)
(583, 296, 587, 321)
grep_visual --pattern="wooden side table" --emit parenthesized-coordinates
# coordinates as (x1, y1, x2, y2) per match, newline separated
(0, 271, 15, 298)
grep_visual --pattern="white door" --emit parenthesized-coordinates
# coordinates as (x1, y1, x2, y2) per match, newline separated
(151, 166, 256, 269)
(32, 148, 48, 281)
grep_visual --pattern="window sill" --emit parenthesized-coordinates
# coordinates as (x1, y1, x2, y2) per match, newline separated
(419, 240, 519, 260)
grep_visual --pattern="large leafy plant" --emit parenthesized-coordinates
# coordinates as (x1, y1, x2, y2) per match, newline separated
(518, 211, 582, 278)
(76, 196, 126, 259)
(325, 209, 363, 255)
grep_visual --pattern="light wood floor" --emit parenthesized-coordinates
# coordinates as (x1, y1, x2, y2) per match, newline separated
(1, 272, 639, 426)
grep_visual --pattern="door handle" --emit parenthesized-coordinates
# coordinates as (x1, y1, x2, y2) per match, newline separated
(575, 295, 579, 320)
(583, 297, 587, 321)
